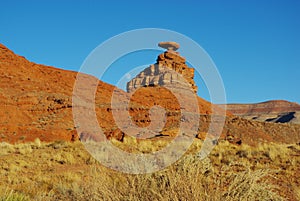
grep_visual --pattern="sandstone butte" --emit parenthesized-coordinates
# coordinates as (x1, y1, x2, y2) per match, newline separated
(127, 41, 197, 93)
(0, 43, 300, 145)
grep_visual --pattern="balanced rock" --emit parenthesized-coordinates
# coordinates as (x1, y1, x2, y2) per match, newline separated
(127, 42, 197, 93)
(158, 41, 180, 51)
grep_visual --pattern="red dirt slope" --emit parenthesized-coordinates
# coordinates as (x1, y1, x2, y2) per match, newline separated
(0, 43, 215, 143)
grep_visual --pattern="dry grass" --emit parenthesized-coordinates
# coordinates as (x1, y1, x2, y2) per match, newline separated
(0, 189, 30, 201)
(0, 137, 299, 200)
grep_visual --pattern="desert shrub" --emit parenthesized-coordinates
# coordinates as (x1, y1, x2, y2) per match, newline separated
(0, 142, 15, 155)
(15, 144, 32, 155)
(47, 140, 68, 149)
(33, 138, 41, 148)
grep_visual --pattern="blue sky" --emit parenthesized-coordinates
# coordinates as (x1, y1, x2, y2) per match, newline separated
(1, 0, 299, 104)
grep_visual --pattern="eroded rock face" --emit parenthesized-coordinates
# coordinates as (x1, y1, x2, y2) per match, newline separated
(127, 43, 197, 93)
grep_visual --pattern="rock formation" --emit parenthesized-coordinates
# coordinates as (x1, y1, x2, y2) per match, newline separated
(127, 42, 197, 93)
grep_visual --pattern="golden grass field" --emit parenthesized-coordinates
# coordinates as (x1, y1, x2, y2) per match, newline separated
(0, 137, 299, 201)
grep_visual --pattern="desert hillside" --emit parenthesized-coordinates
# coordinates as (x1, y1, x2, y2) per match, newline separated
(0, 43, 300, 145)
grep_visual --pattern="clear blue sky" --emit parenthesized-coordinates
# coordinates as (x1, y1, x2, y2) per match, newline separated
(1, 0, 299, 104)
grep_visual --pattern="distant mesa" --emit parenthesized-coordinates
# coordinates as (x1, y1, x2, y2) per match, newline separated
(222, 100, 300, 124)
(158, 41, 180, 51)
(127, 41, 198, 93)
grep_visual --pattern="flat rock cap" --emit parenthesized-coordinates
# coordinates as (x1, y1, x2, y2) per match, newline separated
(158, 41, 180, 51)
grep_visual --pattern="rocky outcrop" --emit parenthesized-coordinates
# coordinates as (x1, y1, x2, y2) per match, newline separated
(127, 42, 197, 93)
